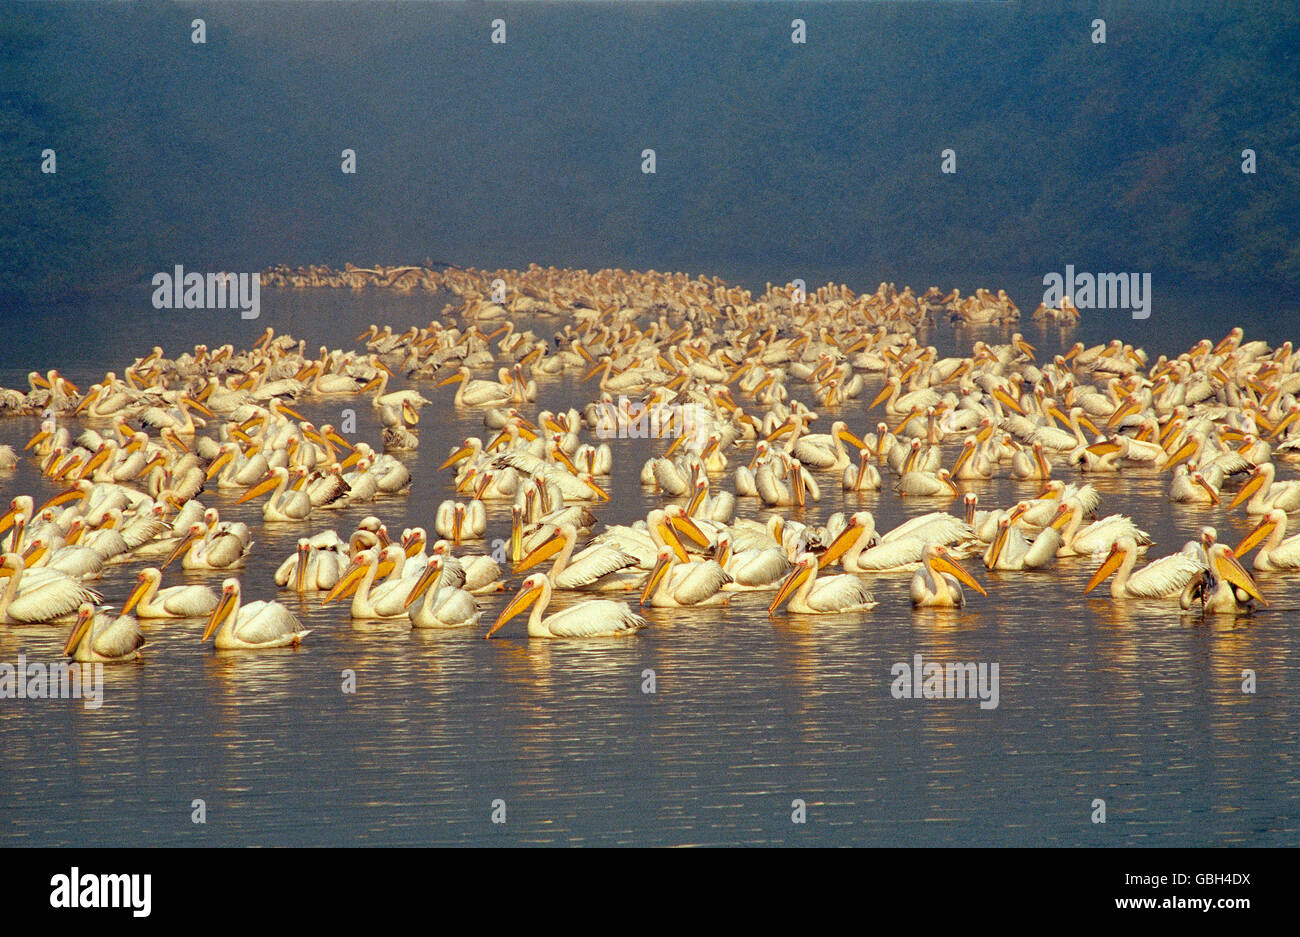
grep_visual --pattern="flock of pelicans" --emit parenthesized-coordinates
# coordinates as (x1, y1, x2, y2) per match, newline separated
(0, 265, 1296, 665)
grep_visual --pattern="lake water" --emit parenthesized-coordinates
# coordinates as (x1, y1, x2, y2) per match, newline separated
(1, 281, 1296, 846)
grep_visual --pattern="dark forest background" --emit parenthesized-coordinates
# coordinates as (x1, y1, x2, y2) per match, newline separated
(3, 1, 1298, 303)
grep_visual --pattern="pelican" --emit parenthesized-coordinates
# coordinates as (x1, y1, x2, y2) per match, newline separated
(950, 437, 994, 480)
(323, 548, 411, 619)
(896, 468, 959, 498)
(64, 604, 144, 662)
(121, 567, 219, 618)
(433, 500, 487, 543)
(842, 448, 882, 491)
(910, 545, 987, 608)
(0, 553, 102, 623)
(234, 467, 313, 521)
(162, 522, 251, 570)
(790, 421, 869, 472)
(1083, 537, 1203, 599)
(1170, 466, 1221, 504)
(273, 538, 346, 591)
(203, 578, 309, 648)
(1010, 442, 1053, 480)
(515, 522, 640, 591)
(436, 366, 513, 407)
(363, 368, 432, 410)
(756, 458, 819, 507)
(640, 547, 732, 607)
(1030, 406, 1099, 454)
(1227, 462, 1300, 514)
(205, 442, 271, 489)
(712, 533, 791, 591)
(768, 553, 876, 614)
(1234, 508, 1300, 571)
(1050, 504, 1151, 557)
(485, 573, 647, 638)
(428, 539, 506, 594)
(983, 507, 1061, 570)
(404, 558, 482, 629)
(1180, 544, 1268, 614)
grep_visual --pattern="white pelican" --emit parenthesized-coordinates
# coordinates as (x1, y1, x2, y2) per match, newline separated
(162, 522, 250, 570)
(403, 558, 482, 629)
(274, 538, 346, 591)
(64, 604, 144, 662)
(951, 437, 994, 480)
(1083, 537, 1203, 599)
(756, 458, 819, 507)
(1234, 508, 1300, 571)
(121, 567, 219, 618)
(363, 369, 432, 410)
(1050, 504, 1151, 557)
(1169, 466, 1221, 504)
(768, 553, 876, 614)
(205, 442, 271, 489)
(790, 421, 870, 472)
(639, 547, 732, 607)
(428, 539, 506, 594)
(485, 573, 647, 639)
(1075, 437, 1125, 472)
(712, 533, 791, 591)
(896, 468, 959, 498)
(516, 522, 640, 590)
(983, 508, 1061, 571)
(204, 578, 310, 648)
(684, 476, 736, 524)
(1180, 545, 1268, 614)
(436, 366, 513, 407)
(0, 553, 102, 623)
(234, 467, 312, 521)
(910, 545, 987, 608)
(1227, 462, 1300, 514)
(842, 448, 882, 491)
(433, 500, 487, 543)
(1030, 406, 1099, 454)
(1010, 442, 1053, 480)
(21, 535, 104, 580)
(323, 548, 411, 619)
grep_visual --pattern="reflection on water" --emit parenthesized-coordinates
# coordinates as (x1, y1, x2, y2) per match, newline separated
(1, 285, 1297, 846)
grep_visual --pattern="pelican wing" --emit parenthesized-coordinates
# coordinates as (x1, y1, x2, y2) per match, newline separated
(556, 546, 638, 588)
(855, 537, 929, 570)
(1074, 515, 1151, 553)
(9, 577, 102, 622)
(674, 560, 733, 601)
(160, 585, 220, 617)
(1023, 528, 1062, 568)
(92, 614, 145, 658)
(490, 452, 547, 477)
(809, 574, 877, 611)
(651, 458, 690, 495)
(234, 600, 304, 643)
(1126, 553, 1203, 598)
(882, 512, 972, 546)
(1262, 536, 1300, 569)
(545, 600, 645, 637)
(730, 548, 791, 586)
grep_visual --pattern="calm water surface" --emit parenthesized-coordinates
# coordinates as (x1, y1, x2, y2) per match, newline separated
(1, 283, 1297, 846)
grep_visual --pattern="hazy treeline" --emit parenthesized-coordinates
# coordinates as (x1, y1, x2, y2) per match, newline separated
(3, 1, 1297, 303)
